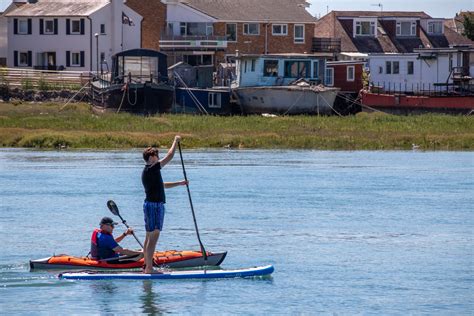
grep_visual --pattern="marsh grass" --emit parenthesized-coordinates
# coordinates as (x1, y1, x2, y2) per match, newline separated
(0, 102, 472, 150)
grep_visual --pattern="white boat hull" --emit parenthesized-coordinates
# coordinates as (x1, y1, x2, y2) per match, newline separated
(234, 86, 339, 115)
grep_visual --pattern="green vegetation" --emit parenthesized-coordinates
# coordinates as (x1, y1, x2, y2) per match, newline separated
(0, 102, 472, 150)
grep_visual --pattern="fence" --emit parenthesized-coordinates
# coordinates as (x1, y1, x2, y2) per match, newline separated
(0, 67, 93, 90)
(369, 81, 474, 96)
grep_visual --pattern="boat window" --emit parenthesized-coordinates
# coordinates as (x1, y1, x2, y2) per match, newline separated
(393, 61, 400, 74)
(385, 61, 392, 74)
(119, 56, 159, 82)
(208, 93, 221, 108)
(347, 66, 355, 81)
(263, 60, 279, 77)
(325, 68, 334, 86)
(284, 61, 310, 78)
(312, 61, 319, 79)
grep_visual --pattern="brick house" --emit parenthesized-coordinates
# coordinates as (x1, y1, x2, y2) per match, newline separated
(128, 0, 316, 67)
(315, 11, 474, 60)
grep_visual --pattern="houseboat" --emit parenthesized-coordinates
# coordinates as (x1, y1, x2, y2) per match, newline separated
(169, 62, 234, 115)
(363, 46, 474, 114)
(232, 53, 340, 115)
(91, 49, 174, 115)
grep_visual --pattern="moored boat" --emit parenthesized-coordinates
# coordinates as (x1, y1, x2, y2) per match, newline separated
(30, 250, 227, 271)
(233, 53, 340, 115)
(91, 49, 174, 115)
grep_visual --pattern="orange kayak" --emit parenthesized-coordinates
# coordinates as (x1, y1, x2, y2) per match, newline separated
(30, 250, 227, 270)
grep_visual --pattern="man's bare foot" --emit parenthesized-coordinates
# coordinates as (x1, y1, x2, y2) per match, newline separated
(143, 269, 164, 274)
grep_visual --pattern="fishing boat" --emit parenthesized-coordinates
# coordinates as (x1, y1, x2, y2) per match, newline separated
(59, 265, 274, 280)
(30, 250, 227, 271)
(90, 49, 174, 115)
(232, 53, 340, 115)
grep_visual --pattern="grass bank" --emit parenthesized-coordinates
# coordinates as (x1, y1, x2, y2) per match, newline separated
(0, 102, 473, 150)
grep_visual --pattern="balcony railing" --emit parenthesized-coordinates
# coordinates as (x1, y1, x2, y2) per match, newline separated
(159, 34, 228, 51)
(312, 37, 341, 53)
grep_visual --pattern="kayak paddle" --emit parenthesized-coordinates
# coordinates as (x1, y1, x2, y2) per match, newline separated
(177, 142, 208, 261)
(106, 200, 144, 249)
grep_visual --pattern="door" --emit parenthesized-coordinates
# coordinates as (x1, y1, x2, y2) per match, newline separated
(47, 52, 56, 70)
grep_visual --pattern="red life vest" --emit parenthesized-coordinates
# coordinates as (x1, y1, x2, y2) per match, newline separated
(90, 229, 114, 259)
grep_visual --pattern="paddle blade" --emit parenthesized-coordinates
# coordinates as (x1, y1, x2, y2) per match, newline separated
(106, 200, 120, 216)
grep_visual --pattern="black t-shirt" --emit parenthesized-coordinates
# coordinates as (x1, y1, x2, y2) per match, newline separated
(142, 162, 166, 203)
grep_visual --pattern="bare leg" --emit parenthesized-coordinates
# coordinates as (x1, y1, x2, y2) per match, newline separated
(144, 229, 160, 273)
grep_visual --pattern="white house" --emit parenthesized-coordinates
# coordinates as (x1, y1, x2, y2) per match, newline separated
(368, 45, 473, 92)
(5, 0, 142, 72)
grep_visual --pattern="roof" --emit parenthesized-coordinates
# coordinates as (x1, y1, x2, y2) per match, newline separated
(5, 0, 109, 17)
(182, 0, 315, 23)
(315, 10, 474, 54)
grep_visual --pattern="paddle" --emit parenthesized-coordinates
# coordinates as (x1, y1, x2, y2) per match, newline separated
(106, 200, 144, 249)
(177, 142, 208, 261)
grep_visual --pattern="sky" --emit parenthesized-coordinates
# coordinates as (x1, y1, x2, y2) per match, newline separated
(308, 0, 473, 18)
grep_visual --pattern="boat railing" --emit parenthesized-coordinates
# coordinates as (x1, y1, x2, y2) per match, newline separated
(369, 81, 474, 96)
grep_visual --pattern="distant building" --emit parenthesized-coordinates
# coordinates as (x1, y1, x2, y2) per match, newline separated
(445, 11, 474, 37)
(326, 60, 365, 93)
(5, 0, 142, 71)
(127, 0, 316, 67)
(315, 11, 474, 61)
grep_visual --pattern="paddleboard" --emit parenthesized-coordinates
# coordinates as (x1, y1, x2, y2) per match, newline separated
(59, 265, 274, 280)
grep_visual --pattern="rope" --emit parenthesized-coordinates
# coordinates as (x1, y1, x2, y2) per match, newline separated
(282, 90, 305, 115)
(174, 71, 209, 115)
(116, 84, 127, 114)
(127, 84, 137, 106)
(60, 81, 90, 111)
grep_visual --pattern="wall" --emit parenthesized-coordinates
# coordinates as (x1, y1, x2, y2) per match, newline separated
(328, 62, 364, 92)
(125, 0, 165, 51)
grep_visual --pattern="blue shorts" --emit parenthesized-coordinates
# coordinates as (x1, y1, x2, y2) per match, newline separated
(143, 201, 165, 232)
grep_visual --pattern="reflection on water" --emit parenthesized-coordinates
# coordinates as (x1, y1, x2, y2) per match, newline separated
(141, 281, 165, 315)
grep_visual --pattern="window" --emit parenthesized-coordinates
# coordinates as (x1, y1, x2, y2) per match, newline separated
(263, 60, 279, 77)
(272, 24, 287, 36)
(100, 52, 105, 62)
(386, 61, 392, 74)
(428, 21, 442, 34)
(393, 61, 399, 74)
(378, 66, 383, 74)
(244, 60, 247, 73)
(71, 20, 81, 34)
(19, 52, 29, 66)
(294, 24, 305, 43)
(243, 23, 259, 35)
(100, 24, 106, 34)
(180, 22, 212, 36)
(71, 52, 81, 66)
(18, 19, 28, 34)
(226, 23, 237, 42)
(325, 68, 334, 86)
(347, 66, 355, 81)
(251, 59, 256, 72)
(284, 61, 310, 78)
(208, 93, 221, 108)
(355, 21, 375, 36)
(44, 20, 54, 34)
(385, 61, 399, 75)
(407, 61, 414, 75)
(396, 21, 417, 36)
(312, 61, 319, 79)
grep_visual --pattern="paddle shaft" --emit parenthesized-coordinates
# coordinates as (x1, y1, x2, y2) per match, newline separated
(177, 142, 208, 261)
(116, 213, 144, 249)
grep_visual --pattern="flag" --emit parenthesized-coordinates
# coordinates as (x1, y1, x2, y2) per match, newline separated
(122, 12, 134, 26)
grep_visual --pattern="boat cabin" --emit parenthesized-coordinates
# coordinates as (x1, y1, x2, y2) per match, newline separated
(234, 53, 333, 87)
(111, 49, 169, 84)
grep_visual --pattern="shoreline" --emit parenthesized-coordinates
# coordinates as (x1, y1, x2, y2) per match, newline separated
(0, 102, 473, 151)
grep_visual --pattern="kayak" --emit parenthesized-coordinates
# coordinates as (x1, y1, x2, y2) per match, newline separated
(30, 250, 227, 270)
(59, 265, 274, 280)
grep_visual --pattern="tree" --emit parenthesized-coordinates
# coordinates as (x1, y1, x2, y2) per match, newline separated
(462, 16, 474, 41)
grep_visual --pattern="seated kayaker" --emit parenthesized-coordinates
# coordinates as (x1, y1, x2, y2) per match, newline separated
(90, 217, 143, 260)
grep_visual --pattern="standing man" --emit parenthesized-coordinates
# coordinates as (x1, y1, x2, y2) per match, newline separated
(141, 136, 187, 273)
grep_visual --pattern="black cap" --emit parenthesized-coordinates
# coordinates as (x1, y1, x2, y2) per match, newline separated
(100, 217, 118, 226)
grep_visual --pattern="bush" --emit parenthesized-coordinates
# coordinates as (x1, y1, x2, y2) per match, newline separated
(21, 78, 34, 91)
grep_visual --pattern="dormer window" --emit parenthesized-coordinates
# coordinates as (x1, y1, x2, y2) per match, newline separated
(396, 21, 417, 37)
(428, 21, 443, 35)
(355, 21, 376, 36)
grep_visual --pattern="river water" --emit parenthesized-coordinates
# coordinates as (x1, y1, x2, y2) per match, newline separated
(0, 149, 472, 314)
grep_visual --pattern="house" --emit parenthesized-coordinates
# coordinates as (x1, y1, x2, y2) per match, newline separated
(128, 0, 317, 67)
(5, 0, 142, 71)
(367, 45, 473, 93)
(315, 11, 474, 61)
(445, 11, 473, 37)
